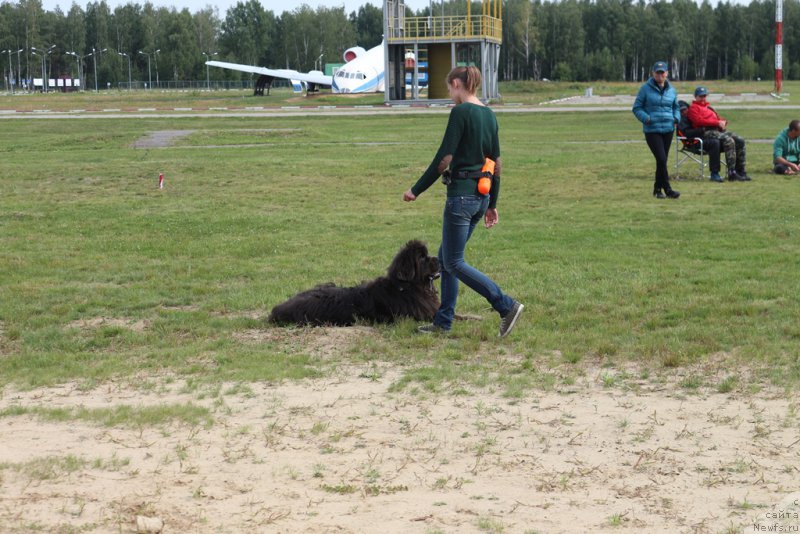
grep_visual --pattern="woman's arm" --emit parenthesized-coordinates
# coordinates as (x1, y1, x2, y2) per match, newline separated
(632, 85, 650, 124)
(409, 109, 465, 197)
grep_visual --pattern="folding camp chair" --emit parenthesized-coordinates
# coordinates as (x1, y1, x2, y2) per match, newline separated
(673, 127, 727, 180)
(673, 128, 707, 180)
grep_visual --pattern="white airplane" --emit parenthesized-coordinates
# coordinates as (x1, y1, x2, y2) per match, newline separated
(206, 42, 385, 94)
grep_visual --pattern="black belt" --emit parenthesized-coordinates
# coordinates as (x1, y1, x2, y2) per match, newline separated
(454, 170, 491, 180)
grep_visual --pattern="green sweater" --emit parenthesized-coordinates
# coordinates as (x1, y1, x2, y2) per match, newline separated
(773, 127, 800, 163)
(411, 103, 501, 209)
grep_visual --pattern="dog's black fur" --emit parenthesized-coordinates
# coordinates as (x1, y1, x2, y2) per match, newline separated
(268, 240, 440, 326)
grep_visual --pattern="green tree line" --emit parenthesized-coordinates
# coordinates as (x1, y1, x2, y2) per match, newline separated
(501, 0, 793, 82)
(0, 0, 383, 89)
(0, 0, 793, 89)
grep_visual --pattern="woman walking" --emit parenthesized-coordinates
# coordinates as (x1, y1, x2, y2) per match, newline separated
(402, 66, 523, 337)
(633, 61, 681, 199)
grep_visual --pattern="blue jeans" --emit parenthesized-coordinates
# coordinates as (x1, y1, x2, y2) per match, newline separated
(433, 195, 515, 330)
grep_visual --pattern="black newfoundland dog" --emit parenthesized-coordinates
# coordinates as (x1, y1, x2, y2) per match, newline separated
(268, 240, 440, 326)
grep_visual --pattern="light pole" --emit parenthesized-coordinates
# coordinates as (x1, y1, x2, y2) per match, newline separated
(66, 51, 81, 90)
(46, 45, 56, 92)
(0, 49, 10, 92)
(154, 49, 160, 89)
(30, 47, 45, 92)
(34, 45, 57, 93)
(36, 44, 56, 93)
(91, 47, 107, 92)
(79, 51, 94, 91)
(202, 51, 217, 91)
(16, 49, 22, 91)
(118, 51, 131, 90)
(138, 50, 152, 89)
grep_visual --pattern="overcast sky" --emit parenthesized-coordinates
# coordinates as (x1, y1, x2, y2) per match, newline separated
(40, 0, 436, 15)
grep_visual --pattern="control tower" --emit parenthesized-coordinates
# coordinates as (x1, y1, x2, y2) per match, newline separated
(383, 0, 502, 103)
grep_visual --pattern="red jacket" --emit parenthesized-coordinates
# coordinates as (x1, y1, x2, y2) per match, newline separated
(687, 100, 723, 128)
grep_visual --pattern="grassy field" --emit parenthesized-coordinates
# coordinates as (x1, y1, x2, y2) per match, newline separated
(1, 92, 799, 398)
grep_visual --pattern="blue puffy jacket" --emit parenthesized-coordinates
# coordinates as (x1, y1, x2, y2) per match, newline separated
(632, 77, 680, 134)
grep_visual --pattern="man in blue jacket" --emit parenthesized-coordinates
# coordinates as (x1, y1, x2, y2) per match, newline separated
(632, 61, 681, 199)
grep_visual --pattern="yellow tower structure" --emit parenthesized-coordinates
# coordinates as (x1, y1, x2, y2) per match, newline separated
(383, 0, 502, 103)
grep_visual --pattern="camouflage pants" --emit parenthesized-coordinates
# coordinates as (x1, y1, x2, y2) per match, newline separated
(704, 130, 746, 172)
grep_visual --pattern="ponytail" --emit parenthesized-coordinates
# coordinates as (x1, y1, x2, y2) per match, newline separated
(447, 66, 481, 95)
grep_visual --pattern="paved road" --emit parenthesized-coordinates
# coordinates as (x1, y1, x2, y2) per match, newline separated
(2, 92, 797, 120)
(3, 103, 800, 120)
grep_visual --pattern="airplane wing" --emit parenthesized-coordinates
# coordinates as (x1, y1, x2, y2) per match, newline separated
(205, 60, 332, 88)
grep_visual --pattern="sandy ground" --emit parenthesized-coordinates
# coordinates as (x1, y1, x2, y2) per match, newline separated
(1, 328, 799, 534)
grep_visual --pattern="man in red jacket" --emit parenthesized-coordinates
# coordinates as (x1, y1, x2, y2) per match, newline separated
(687, 86, 751, 181)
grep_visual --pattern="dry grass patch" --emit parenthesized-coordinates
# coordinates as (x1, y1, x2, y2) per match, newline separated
(67, 316, 149, 332)
(233, 325, 375, 360)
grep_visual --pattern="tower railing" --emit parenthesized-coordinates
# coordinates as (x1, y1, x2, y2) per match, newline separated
(387, 15, 502, 43)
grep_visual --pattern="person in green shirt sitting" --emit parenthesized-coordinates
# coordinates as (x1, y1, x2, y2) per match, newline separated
(402, 66, 524, 337)
(773, 119, 800, 175)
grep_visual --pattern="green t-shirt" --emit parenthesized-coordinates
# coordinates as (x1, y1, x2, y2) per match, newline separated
(774, 127, 800, 163)
(411, 103, 502, 208)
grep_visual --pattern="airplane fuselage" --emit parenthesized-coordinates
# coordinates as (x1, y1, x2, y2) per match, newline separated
(331, 44, 385, 94)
